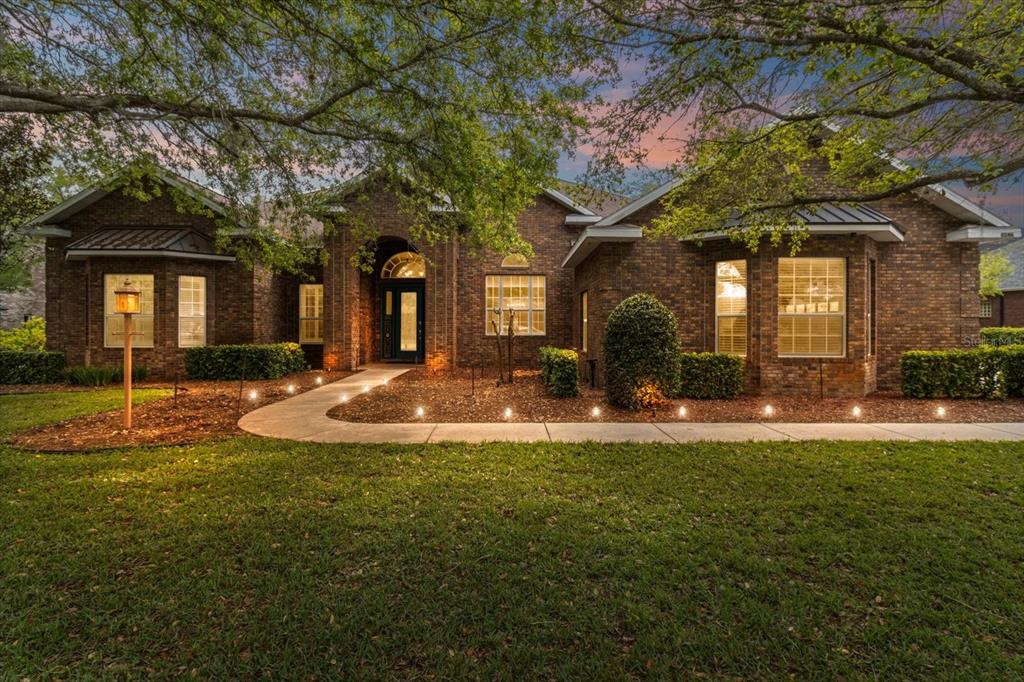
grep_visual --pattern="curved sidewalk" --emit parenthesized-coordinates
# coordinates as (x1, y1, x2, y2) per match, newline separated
(239, 370, 1024, 443)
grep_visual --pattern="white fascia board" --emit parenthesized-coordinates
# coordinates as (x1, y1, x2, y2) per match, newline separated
(564, 214, 603, 226)
(946, 225, 1021, 242)
(684, 223, 905, 243)
(65, 249, 236, 262)
(561, 226, 643, 268)
(542, 187, 597, 216)
(24, 186, 108, 226)
(594, 178, 685, 227)
(29, 225, 72, 238)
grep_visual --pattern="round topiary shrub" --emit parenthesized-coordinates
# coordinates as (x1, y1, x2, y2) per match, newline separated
(602, 293, 681, 409)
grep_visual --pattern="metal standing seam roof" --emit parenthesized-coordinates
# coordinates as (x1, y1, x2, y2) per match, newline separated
(64, 227, 235, 261)
(792, 203, 893, 225)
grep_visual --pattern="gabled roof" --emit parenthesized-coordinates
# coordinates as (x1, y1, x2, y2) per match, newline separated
(64, 227, 235, 262)
(26, 167, 233, 233)
(593, 175, 1012, 231)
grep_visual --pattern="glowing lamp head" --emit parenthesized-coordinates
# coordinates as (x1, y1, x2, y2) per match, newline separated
(852, 406, 862, 418)
(248, 389, 258, 401)
(286, 384, 295, 394)
(678, 405, 687, 418)
(503, 407, 513, 419)
(340, 394, 349, 403)
(415, 406, 425, 418)
(763, 404, 775, 417)
(936, 405, 947, 418)
(315, 376, 323, 385)
(591, 406, 601, 418)
(113, 278, 141, 314)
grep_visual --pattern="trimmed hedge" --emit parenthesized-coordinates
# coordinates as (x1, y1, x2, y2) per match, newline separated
(901, 345, 1024, 398)
(184, 342, 305, 380)
(0, 350, 65, 384)
(539, 347, 579, 398)
(678, 352, 745, 399)
(980, 327, 1024, 346)
(603, 294, 680, 409)
(64, 365, 149, 386)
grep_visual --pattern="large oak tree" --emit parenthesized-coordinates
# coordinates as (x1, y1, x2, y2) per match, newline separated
(0, 0, 598, 270)
(583, 0, 1023, 246)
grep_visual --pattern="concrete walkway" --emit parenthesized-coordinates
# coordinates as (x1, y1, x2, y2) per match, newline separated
(239, 369, 1024, 443)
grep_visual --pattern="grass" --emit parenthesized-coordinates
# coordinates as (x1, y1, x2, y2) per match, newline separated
(1, 392, 1022, 678)
(0, 388, 169, 437)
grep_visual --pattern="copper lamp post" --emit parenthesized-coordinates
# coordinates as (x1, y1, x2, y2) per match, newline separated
(113, 279, 141, 429)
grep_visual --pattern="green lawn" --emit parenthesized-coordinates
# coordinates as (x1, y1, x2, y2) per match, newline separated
(0, 388, 170, 437)
(1, 393, 1022, 678)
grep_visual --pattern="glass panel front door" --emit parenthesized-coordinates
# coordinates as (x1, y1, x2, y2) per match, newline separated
(381, 283, 424, 361)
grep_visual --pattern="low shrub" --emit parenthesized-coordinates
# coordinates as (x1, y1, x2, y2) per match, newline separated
(603, 294, 681, 409)
(980, 327, 1024, 346)
(678, 352, 745, 399)
(184, 342, 305, 380)
(0, 316, 46, 352)
(900, 346, 1024, 398)
(539, 347, 579, 398)
(0, 350, 65, 384)
(63, 365, 149, 386)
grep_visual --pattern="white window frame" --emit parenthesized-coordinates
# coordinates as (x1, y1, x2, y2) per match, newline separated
(715, 260, 747, 357)
(980, 298, 993, 318)
(777, 257, 847, 358)
(485, 274, 546, 336)
(299, 284, 324, 344)
(104, 274, 155, 348)
(178, 275, 206, 348)
(581, 290, 589, 353)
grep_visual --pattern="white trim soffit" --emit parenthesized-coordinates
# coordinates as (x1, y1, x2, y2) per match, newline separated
(542, 187, 597, 216)
(947, 225, 1021, 242)
(685, 223, 905, 243)
(561, 225, 643, 268)
(564, 214, 603, 226)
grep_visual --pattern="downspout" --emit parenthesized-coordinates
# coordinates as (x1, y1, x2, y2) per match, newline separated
(84, 258, 91, 367)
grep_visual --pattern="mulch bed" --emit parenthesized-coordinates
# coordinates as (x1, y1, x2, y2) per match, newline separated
(10, 370, 353, 452)
(331, 368, 1024, 424)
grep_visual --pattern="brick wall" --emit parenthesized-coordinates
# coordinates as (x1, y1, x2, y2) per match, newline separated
(573, 194, 979, 396)
(43, 183, 284, 377)
(456, 195, 579, 369)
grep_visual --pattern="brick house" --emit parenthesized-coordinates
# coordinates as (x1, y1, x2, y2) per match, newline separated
(29, 167, 1017, 395)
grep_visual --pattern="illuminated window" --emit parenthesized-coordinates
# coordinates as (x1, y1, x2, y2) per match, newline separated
(501, 253, 529, 268)
(178, 275, 206, 347)
(715, 260, 747, 356)
(299, 284, 324, 344)
(485, 275, 545, 335)
(381, 251, 425, 279)
(778, 257, 846, 357)
(581, 290, 589, 353)
(104, 274, 154, 348)
(980, 298, 993, 318)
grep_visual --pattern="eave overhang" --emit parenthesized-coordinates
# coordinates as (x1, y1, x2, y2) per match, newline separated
(686, 223, 906, 243)
(561, 225, 644, 268)
(946, 225, 1021, 242)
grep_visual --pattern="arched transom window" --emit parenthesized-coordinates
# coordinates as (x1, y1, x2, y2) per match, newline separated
(381, 251, 426, 279)
(501, 253, 529, 269)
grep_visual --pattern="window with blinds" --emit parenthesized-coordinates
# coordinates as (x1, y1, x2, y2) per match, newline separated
(485, 274, 546, 335)
(178, 275, 206, 347)
(777, 257, 846, 357)
(715, 260, 747, 356)
(104, 274, 155, 348)
(299, 284, 324, 344)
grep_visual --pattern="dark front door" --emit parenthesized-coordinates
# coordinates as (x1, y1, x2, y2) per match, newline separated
(381, 282, 424, 362)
